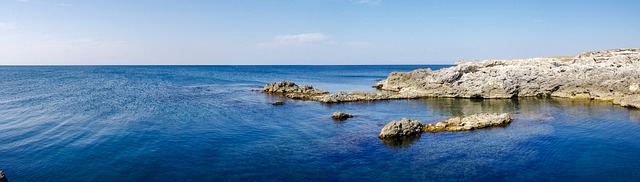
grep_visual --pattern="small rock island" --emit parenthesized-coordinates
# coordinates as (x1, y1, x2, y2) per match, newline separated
(378, 118, 425, 138)
(422, 113, 513, 132)
(378, 113, 513, 139)
(331, 112, 353, 120)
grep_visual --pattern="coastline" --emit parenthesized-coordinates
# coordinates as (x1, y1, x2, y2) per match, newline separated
(263, 48, 640, 109)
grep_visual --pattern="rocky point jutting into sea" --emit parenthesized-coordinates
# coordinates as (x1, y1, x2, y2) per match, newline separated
(263, 48, 640, 109)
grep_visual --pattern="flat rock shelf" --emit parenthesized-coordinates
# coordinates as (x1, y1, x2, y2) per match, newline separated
(263, 48, 640, 109)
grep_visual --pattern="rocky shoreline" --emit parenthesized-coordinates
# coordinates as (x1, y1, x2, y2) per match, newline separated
(263, 48, 640, 109)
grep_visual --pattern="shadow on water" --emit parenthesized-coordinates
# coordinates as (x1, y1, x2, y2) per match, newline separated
(379, 135, 421, 148)
(419, 97, 631, 117)
(422, 97, 534, 117)
(331, 118, 349, 124)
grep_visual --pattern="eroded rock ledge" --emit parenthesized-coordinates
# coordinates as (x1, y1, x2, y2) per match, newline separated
(374, 48, 640, 108)
(262, 81, 414, 103)
(378, 113, 513, 139)
(422, 113, 513, 132)
(262, 48, 640, 108)
(263, 81, 329, 100)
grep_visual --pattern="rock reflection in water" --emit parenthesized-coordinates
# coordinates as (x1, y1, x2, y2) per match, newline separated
(515, 113, 555, 122)
(379, 135, 421, 148)
(422, 98, 560, 117)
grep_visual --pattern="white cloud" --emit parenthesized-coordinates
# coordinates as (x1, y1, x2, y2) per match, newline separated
(351, 0, 382, 5)
(274, 32, 329, 44)
(0, 23, 17, 32)
(259, 32, 329, 47)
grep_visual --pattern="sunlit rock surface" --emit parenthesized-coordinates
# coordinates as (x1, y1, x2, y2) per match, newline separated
(263, 49, 640, 108)
(375, 48, 640, 108)
(422, 113, 513, 132)
(378, 118, 424, 139)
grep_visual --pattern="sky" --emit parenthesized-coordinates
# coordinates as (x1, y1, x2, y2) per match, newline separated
(0, 0, 639, 65)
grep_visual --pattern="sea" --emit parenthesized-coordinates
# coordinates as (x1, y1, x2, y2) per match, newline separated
(1, 65, 640, 181)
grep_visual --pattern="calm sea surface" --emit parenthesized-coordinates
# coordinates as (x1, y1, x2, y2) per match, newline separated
(1, 65, 640, 181)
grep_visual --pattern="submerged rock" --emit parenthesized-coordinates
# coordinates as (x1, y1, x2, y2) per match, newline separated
(331, 112, 353, 120)
(423, 113, 513, 132)
(516, 113, 555, 122)
(378, 118, 424, 138)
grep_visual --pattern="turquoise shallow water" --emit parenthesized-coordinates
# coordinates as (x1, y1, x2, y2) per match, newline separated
(1, 65, 640, 181)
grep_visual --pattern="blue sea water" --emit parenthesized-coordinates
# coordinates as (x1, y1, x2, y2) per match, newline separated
(1, 65, 640, 181)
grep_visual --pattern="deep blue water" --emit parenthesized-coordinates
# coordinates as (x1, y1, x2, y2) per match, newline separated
(1, 65, 640, 181)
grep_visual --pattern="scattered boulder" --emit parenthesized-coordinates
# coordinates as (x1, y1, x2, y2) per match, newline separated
(331, 112, 353, 120)
(0, 170, 8, 182)
(272, 101, 285, 105)
(423, 113, 513, 132)
(378, 118, 424, 138)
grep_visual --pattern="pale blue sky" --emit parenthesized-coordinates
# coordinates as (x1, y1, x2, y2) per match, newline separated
(1, 0, 639, 65)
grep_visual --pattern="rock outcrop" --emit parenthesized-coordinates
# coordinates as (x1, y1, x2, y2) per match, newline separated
(262, 49, 640, 108)
(614, 95, 640, 108)
(378, 113, 512, 140)
(422, 113, 513, 132)
(263, 81, 329, 100)
(317, 91, 420, 103)
(331, 112, 353, 120)
(263, 81, 417, 103)
(374, 48, 640, 108)
(378, 118, 424, 139)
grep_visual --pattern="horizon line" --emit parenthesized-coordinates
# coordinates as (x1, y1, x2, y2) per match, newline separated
(0, 64, 456, 66)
